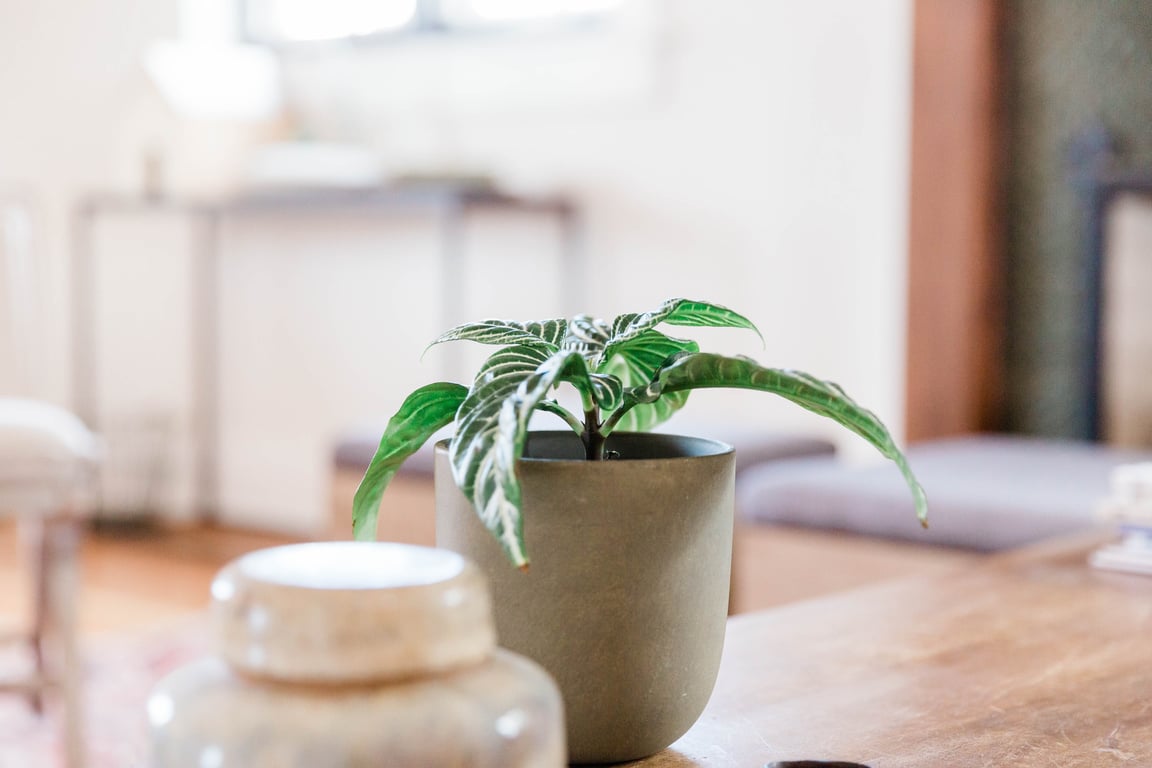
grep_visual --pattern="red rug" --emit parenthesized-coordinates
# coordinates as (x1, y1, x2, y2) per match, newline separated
(0, 619, 209, 768)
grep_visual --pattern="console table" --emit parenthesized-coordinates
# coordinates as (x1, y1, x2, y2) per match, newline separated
(71, 186, 582, 521)
(629, 531, 1149, 767)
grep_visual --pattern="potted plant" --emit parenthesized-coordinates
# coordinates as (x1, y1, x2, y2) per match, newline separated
(353, 298, 927, 763)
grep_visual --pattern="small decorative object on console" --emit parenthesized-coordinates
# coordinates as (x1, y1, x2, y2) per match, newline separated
(1092, 462, 1152, 574)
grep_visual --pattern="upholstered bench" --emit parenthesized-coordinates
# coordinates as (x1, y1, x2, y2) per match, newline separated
(736, 434, 1151, 551)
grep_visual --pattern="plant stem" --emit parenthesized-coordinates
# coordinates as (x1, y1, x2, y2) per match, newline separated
(539, 399, 585, 435)
(599, 401, 634, 437)
(582, 407, 606, 460)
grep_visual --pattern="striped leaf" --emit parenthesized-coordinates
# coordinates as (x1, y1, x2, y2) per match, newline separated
(451, 348, 608, 567)
(428, 318, 567, 353)
(561, 315, 612, 361)
(600, 298, 762, 366)
(451, 345, 552, 494)
(587, 373, 624, 411)
(624, 353, 928, 525)
(449, 345, 554, 567)
(352, 382, 468, 541)
(600, 330, 699, 432)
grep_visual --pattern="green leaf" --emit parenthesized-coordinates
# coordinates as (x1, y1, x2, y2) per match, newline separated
(427, 318, 567, 353)
(625, 353, 928, 525)
(607, 388, 689, 434)
(600, 330, 699, 432)
(586, 373, 624, 411)
(561, 315, 612, 362)
(452, 348, 614, 567)
(449, 344, 557, 567)
(352, 382, 468, 541)
(601, 298, 763, 366)
(452, 345, 552, 491)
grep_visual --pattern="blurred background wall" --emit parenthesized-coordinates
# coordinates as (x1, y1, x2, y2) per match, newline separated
(1002, 0, 1152, 440)
(0, 0, 913, 534)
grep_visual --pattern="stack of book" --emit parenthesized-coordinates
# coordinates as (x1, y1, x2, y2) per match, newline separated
(1091, 462, 1152, 575)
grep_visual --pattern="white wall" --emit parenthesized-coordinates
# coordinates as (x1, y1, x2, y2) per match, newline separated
(0, 0, 912, 534)
(280, 0, 913, 446)
(0, 0, 176, 399)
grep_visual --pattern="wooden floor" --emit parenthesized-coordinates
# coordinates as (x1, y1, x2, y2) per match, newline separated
(0, 477, 978, 639)
(0, 520, 301, 637)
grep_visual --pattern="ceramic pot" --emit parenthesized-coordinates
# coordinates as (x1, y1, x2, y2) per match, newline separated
(435, 431, 734, 764)
(147, 542, 566, 767)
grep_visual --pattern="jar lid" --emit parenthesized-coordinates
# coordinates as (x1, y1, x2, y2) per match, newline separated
(211, 542, 495, 684)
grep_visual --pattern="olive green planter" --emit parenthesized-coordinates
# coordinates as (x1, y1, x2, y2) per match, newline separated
(434, 431, 734, 764)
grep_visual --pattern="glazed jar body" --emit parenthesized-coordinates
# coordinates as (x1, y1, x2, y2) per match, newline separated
(435, 431, 735, 764)
(148, 542, 566, 767)
(149, 651, 564, 767)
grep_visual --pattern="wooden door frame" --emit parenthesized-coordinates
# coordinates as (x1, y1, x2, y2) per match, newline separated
(905, 0, 1004, 442)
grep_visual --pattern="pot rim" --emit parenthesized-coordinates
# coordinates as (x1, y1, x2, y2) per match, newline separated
(433, 430, 734, 465)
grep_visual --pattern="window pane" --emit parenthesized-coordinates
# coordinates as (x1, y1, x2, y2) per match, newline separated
(454, 0, 620, 23)
(247, 0, 417, 42)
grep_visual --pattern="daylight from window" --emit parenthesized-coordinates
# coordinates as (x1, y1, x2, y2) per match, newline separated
(468, 0, 621, 21)
(261, 0, 418, 41)
(250, 0, 623, 40)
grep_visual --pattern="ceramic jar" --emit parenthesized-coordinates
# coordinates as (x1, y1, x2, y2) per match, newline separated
(147, 542, 565, 767)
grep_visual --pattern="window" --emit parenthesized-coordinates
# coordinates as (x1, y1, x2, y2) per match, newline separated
(243, 0, 623, 43)
(245, 0, 418, 41)
(443, 0, 622, 26)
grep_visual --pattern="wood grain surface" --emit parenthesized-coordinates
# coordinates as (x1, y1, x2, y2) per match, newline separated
(626, 532, 1151, 767)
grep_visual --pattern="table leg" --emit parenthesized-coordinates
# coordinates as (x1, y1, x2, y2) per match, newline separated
(46, 515, 85, 768)
(193, 211, 221, 522)
(71, 205, 96, 430)
(24, 516, 46, 715)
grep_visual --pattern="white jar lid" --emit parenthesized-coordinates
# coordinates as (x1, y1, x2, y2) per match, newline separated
(211, 542, 495, 683)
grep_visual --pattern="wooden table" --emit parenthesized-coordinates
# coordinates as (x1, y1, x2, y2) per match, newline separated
(629, 533, 1152, 767)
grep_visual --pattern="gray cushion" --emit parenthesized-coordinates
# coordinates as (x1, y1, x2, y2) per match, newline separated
(653, 421, 835, 475)
(736, 434, 1152, 551)
(333, 424, 445, 477)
